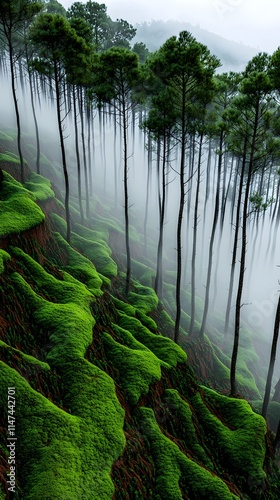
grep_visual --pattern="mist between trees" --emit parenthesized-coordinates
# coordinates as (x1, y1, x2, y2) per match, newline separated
(0, 0, 280, 409)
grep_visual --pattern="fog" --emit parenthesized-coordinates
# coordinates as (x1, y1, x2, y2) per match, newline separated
(1, 58, 280, 392)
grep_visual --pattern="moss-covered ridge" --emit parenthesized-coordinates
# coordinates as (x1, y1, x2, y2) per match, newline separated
(0, 171, 44, 238)
(0, 162, 276, 499)
(1, 247, 125, 499)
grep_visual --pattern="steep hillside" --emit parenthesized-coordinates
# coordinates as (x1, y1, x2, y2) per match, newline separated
(0, 135, 279, 499)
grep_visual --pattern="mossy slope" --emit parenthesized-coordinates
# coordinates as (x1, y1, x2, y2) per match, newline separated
(0, 163, 277, 499)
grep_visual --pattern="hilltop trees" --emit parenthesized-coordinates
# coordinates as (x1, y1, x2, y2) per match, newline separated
(66, 1, 136, 51)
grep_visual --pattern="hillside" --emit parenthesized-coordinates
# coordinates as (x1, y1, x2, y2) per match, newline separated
(0, 130, 280, 499)
(133, 20, 258, 71)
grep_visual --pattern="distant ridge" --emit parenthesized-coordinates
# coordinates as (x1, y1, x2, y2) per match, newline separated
(133, 19, 258, 71)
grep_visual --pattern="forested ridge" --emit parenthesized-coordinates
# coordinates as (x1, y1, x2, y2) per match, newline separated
(0, 1, 280, 498)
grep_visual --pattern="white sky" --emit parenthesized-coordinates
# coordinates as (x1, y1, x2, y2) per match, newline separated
(61, 0, 280, 53)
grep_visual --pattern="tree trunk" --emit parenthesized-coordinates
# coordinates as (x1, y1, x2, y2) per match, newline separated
(262, 295, 280, 419)
(122, 96, 131, 297)
(189, 133, 203, 336)
(73, 86, 84, 224)
(54, 63, 71, 243)
(155, 132, 167, 300)
(224, 151, 247, 336)
(200, 131, 223, 337)
(230, 100, 260, 396)
(79, 87, 90, 219)
(8, 40, 25, 182)
(174, 86, 187, 344)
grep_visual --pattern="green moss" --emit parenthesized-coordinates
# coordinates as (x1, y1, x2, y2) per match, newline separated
(128, 284, 158, 314)
(51, 214, 117, 284)
(0, 249, 11, 274)
(71, 231, 117, 279)
(0, 172, 45, 237)
(10, 247, 95, 306)
(0, 130, 14, 142)
(54, 233, 103, 296)
(131, 258, 155, 287)
(192, 387, 266, 484)
(73, 222, 109, 245)
(0, 151, 27, 166)
(24, 173, 55, 201)
(118, 313, 186, 367)
(103, 332, 163, 405)
(0, 362, 125, 500)
(138, 407, 238, 499)
(163, 389, 213, 468)
(112, 296, 136, 316)
(0, 340, 50, 370)
(136, 309, 157, 332)
(3, 263, 125, 499)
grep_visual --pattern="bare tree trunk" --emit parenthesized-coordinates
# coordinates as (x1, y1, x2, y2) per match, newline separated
(123, 99, 131, 297)
(200, 132, 223, 337)
(189, 133, 203, 335)
(54, 63, 71, 243)
(174, 94, 187, 344)
(79, 87, 90, 219)
(73, 86, 84, 224)
(262, 295, 280, 419)
(224, 151, 247, 336)
(8, 42, 25, 182)
(155, 133, 168, 299)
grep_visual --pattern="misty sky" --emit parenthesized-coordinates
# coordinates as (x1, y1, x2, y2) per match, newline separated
(61, 0, 280, 53)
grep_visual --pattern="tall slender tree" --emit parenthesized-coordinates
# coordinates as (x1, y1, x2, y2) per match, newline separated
(93, 47, 142, 295)
(229, 53, 272, 395)
(30, 12, 91, 242)
(0, 0, 43, 181)
(149, 31, 220, 343)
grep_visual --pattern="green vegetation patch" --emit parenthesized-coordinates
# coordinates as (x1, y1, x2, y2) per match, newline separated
(117, 312, 186, 367)
(112, 296, 136, 316)
(131, 258, 155, 287)
(137, 407, 238, 499)
(24, 172, 55, 201)
(128, 284, 158, 314)
(5, 263, 125, 499)
(0, 131, 14, 142)
(0, 249, 11, 274)
(0, 172, 44, 238)
(103, 331, 162, 405)
(10, 246, 96, 306)
(192, 387, 266, 484)
(0, 340, 50, 371)
(71, 230, 118, 279)
(0, 151, 27, 166)
(54, 233, 103, 296)
(163, 389, 213, 468)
